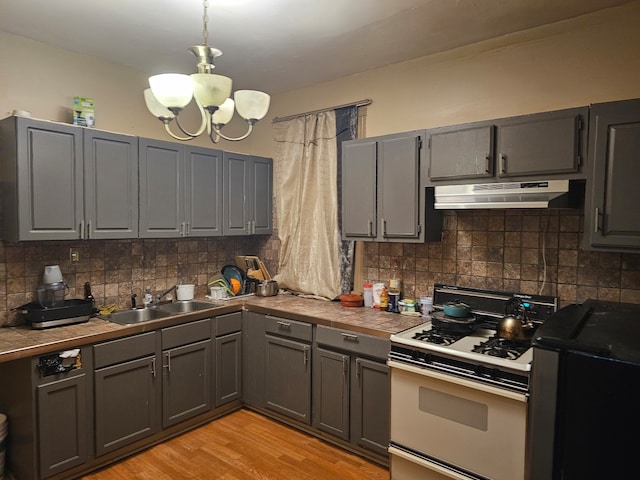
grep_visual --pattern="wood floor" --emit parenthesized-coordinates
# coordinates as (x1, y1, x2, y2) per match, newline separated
(82, 409, 390, 480)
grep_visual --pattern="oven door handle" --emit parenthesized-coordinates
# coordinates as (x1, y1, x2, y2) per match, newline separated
(388, 359, 527, 403)
(389, 446, 474, 480)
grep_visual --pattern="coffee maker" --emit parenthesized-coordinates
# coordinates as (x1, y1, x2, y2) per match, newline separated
(37, 265, 67, 308)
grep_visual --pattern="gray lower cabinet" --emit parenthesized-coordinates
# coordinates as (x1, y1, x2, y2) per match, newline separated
(242, 311, 267, 408)
(0, 116, 138, 241)
(341, 130, 441, 242)
(264, 315, 312, 424)
(313, 325, 390, 458)
(214, 312, 242, 407)
(139, 138, 223, 238)
(94, 332, 160, 456)
(584, 98, 640, 251)
(222, 152, 273, 236)
(161, 319, 212, 427)
(427, 107, 588, 184)
(0, 346, 93, 480)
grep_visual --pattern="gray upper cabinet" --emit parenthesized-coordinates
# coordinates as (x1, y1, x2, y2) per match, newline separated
(222, 152, 273, 236)
(495, 107, 587, 178)
(0, 116, 138, 241)
(139, 139, 223, 238)
(584, 98, 640, 251)
(342, 131, 440, 243)
(429, 125, 494, 181)
(427, 107, 588, 184)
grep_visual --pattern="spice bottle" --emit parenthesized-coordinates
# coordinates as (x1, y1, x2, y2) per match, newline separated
(389, 258, 402, 297)
(379, 286, 389, 310)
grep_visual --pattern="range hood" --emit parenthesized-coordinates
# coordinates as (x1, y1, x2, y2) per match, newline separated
(434, 179, 579, 209)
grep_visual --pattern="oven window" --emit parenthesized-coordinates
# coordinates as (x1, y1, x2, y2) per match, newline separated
(418, 386, 488, 431)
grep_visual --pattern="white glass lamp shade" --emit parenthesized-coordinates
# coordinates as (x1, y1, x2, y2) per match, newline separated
(149, 73, 193, 109)
(234, 90, 270, 121)
(211, 98, 235, 125)
(144, 89, 175, 119)
(191, 73, 232, 108)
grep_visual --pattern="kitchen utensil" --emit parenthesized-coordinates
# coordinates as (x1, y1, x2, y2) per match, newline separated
(340, 294, 363, 307)
(255, 279, 278, 297)
(176, 284, 195, 301)
(430, 310, 476, 334)
(442, 301, 471, 318)
(16, 299, 93, 328)
(43, 265, 63, 284)
(37, 282, 67, 308)
(222, 265, 246, 295)
(497, 297, 536, 341)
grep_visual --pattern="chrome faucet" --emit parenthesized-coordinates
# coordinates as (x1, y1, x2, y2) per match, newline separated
(156, 285, 177, 304)
(130, 293, 138, 309)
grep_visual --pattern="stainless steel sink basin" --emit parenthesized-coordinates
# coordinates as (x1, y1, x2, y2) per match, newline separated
(107, 307, 172, 325)
(156, 300, 220, 314)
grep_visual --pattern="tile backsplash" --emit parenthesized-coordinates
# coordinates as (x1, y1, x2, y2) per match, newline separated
(363, 209, 640, 307)
(0, 235, 281, 325)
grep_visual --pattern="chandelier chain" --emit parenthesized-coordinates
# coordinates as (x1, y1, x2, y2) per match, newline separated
(202, 0, 209, 46)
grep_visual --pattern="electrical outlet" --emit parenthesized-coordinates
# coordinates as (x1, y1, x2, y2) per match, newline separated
(70, 248, 79, 262)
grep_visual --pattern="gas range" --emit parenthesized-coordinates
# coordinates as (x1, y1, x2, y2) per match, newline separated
(389, 284, 558, 392)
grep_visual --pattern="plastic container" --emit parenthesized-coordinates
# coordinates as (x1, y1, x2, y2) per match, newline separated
(176, 284, 195, 301)
(363, 283, 373, 307)
(420, 296, 433, 316)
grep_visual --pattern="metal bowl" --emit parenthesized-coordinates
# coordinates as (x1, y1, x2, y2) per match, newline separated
(255, 280, 278, 297)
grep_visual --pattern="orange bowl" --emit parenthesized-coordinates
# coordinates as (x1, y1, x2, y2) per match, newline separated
(229, 278, 242, 295)
(340, 294, 364, 307)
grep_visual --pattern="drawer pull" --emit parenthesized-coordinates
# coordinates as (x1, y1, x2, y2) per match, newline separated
(276, 320, 292, 329)
(164, 352, 171, 372)
(150, 358, 157, 377)
(341, 333, 359, 342)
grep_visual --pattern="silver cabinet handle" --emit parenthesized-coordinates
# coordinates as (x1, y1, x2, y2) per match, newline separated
(276, 320, 291, 329)
(341, 332, 359, 342)
(79, 220, 85, 239)
(343, 356, 348, 378)
(381, 218, 387, 237)
(594, 207, 600, 233)
(356, 358, 361, 380)
(186, 222, 191, 236)
(164, 352, 171, 372)
(150, 358, 156, 377)
(303, 347, 309, 367)
(485, 154, 491, 174)
(252, 220, 256, 234)
(87, 220, 92, 239)
(499, 153, 506, 174)
(368, 220, 373, 237)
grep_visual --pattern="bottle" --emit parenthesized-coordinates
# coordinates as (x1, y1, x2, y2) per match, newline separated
(389, 258, 402, 296)
(363, 283, 373, 308)
(143, 286, 153, 307)
(379, 286, 389, 310)
(83, 282, 95, 307)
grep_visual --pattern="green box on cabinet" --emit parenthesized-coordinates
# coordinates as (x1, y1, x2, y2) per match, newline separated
(73, 96, 95, 127)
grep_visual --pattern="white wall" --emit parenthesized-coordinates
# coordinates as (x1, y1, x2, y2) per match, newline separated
(2, 2, 640, 157)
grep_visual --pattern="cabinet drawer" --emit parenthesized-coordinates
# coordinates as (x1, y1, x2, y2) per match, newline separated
(265, 315, 312, 342)
(215, 312, 242, 337)
(162, 318, 211, 349)
(315, 325, 390, 360)
(94, 332, 156, 369)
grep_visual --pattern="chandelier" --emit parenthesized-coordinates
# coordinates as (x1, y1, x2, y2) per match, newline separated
(143, 0, 270, 143)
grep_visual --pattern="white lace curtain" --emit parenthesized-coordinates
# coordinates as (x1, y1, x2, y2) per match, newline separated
(272, 111, 342, 299)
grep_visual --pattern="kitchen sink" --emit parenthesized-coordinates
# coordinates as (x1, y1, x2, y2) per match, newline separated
(156, 300, 221, 314)
(107, 307, 172, 325)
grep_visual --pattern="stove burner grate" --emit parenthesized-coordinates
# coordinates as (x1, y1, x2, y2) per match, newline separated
(412, 328, 466, 346)
(472, 337, 531, 360)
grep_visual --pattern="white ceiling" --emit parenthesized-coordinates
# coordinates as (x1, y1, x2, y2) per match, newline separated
(0, 0, 633, 94)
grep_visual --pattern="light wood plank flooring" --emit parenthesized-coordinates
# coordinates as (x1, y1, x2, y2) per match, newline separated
(82, 409, 390, 480)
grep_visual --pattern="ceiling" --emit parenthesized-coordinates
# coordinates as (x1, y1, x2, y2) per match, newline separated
(0, 0, 633, 94)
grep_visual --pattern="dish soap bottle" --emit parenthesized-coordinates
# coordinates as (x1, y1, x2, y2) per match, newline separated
(143, 286, 153, 307)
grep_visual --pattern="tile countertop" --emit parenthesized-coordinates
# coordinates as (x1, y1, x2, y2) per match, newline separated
(0, 293, 425, 364)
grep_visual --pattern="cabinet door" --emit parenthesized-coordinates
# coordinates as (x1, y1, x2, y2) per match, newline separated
(341, 140, 377, 239)
(351, 357, 389, 457)
(15, 118, 84, 240)
(586, 99, 640, 249)
(94, 355, 159, 456)
(222, 152, 250, 235)
(37, 374, 88, 479)
(139, 138, 184, 237)
(251, 155, 273, 235)
(242, 311, 266, 408)
(184, 146, 223, 237)
(215, 331, 242, 407)
(84, 130, 139, 239)
(379, 134, 422, 240)
(312, 347, 350, 440)
(496, 107, 586, 178)
(265, 335, 311, 424)
(162, 339, 212, 428)
(429, 125, 494, 181)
